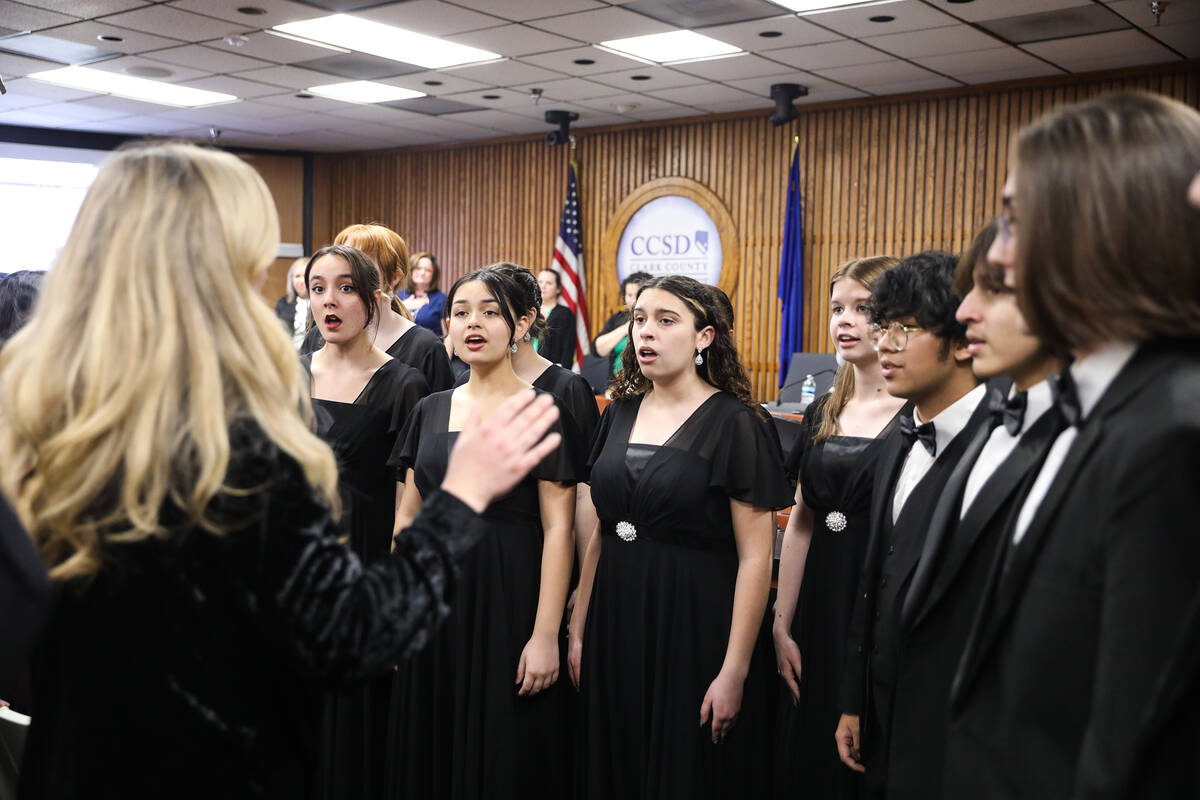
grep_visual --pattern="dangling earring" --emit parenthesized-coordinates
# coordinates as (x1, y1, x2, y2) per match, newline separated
(695, 349, 705, 366)
(522, 331, 532, 342)
(510, 340, 519, 354)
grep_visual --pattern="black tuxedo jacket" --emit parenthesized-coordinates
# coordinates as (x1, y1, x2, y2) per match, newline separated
(841, 393, 991, 796)
(945, 339, 1200, 800)
(879, 407, 1062, 800)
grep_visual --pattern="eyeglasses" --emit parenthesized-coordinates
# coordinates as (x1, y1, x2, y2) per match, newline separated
(868, 321, 925, 351)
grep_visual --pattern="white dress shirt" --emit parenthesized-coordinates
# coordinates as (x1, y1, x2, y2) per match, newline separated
(1012, 341, 1137, 544)
(960, 379, 1054, 518)
(292, 297, 309, 350)
(893, 383, 987, 523)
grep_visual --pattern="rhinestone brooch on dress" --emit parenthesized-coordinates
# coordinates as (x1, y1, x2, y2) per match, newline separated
(825, 511, 848, 532)
(616, 521, 637, 542)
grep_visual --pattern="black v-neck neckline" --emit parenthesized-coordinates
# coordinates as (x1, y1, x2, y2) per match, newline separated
(626, 391, 721, 450)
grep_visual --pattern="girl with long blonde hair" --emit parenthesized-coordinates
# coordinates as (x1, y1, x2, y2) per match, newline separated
(770, 255, 906, 799)
(0, 141, 561, 799)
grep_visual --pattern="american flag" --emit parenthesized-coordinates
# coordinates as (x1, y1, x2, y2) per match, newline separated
(552, 160, 590, 370)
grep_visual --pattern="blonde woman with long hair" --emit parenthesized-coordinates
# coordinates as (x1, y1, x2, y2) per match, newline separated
(0, 142, 561, 799)
(771, 256, 906, 799)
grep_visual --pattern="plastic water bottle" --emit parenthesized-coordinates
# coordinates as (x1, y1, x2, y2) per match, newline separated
(800, 373, 816, 410)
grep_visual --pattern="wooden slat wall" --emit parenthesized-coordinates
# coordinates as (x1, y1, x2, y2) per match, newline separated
(313, 64, 1199, 401)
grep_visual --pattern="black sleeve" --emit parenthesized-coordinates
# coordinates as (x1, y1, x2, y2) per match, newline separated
(253, 450, 484, 685)
(299, 325, 324, 356)
(388, 367, 430, 439)
(543, 306, 577, 369)
(0, 495, 49, 698)
(559, 372, 600, 451)
(387, 394, 428, 481)
(530, 393, 588, 486)
(709, 404, 794, 510)
(591, 312, 626, 351)
(413, 334, 454, 393)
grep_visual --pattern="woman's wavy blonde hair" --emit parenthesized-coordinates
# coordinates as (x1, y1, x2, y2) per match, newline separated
(0, 142, 339, 580)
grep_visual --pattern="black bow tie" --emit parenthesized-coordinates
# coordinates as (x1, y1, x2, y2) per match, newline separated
(1048, 365, 1082, 427)
(988, 388, 1028, 437)
(899, 414, 937, 456)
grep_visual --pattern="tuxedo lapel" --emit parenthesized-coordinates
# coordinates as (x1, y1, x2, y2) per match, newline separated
(912, 409, 1063, 630)
(870, 430, 908, 539)
(902, 419, 992, 628)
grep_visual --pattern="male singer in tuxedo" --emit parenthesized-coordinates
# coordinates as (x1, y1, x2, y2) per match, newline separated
(834, 251, 989, 799)
(944, 92, 1200, 800)
(867, 219, 1065, 800)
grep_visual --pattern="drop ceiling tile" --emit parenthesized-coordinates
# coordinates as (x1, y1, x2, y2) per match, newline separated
(444, 59, 566, 86)
(254, 91, 362, 112)
(356, 1, 507, 36)
(14, 0, 146, 15)
(585, 92, 692, 114)
(288, 130, 394, 151)
(799, 0, 959, 38)
(796, 86, 869, 104)
(40, 99, 133, 121)
(927, 0, 1093, 24)
(442, 108, 544, 133)
(3, 76, 92, 101)
(0, 32, 124, 66)
(144, 44, 273, 73)
(511, 77, 622, 101)
(1022, 29, 1178, 71)
(673, 53, 797, 81)
(446, 0, 607, 22)
(292, 52, 421, 80)
(446, 24, 582, 57)
(691, 14, 842, 51)
(588, 65, 706, 91)
(0, 2, 76, 31)
(379, 70, 491, 95)
(704, 95, 770, 113)
(621, 105, 694, 121)
(66, 117, 183, 135)
(322, 103, 430, 124)
(439, 86, 542, 109)
(517, 46, 643, 75)
(235, 64, 345, 90)
(767, 40, 892, 70)
(205, 31, 342, 64)
(1143, 20, 1200, 57)
(500, 98, 612, 121)
(914, 46, 1050, 77)
(0, 107, 81, 127)
(0, 90, 57, 110)
(168, 0, 324, 27)
(957, 63, 1065, 84)
(29, 21, 179, 55)
(99, 6, 255, 42)
(860, 75, 961, 94)
(724, 69, 845, 97)
(643, 83, 760, 108)
(382, 95, 486, 114)
(1107, 0, 1200, 27)
(63, 94, 172, 115)
(623, 0, 782, 28)
(526, 7, 675, 42)
(0, 51, 60, 78)
(86, 54, 208, 82)
(178, 74, 282, 98)
(813, 59, 941, 87)
(863, 23, 1004, 58)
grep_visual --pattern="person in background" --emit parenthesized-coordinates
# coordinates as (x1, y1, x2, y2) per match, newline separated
(570, 275, 792, 800)
(536, 269, 577, 370)
(401, 251, 448, 338)
(387, 265, 585, 800)
(0, 141, 563, 800)
(591, 271, 652, 379)
(302, 225, 453, 393)
(772, 256, 904, 800)
(835, 252, 990, 798)
(274, 257, 310, 349)
(944, 91, 1200, 800)
(302, 244, 430, 800)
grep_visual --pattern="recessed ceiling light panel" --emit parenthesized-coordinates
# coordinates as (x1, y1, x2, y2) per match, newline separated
(28, 66, 237, 108)
(598, 30, 741, 65)
(274, 14, 501, 69)
(306, 80, 425, 104)
(769, 0, 901, 12)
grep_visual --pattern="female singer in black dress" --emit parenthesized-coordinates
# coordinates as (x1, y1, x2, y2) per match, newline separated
(569, 275, 792, 799)
(770, 256, 906, 799)
(301, 224, 453, 392)
(386, 266, 585, 800)
(302, 244, 430, 800)
(0, 141, 565, 799)
(536, 268, 577, 370)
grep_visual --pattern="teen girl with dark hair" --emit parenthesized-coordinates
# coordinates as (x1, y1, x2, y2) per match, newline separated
(569, 275, 792, 799)
(386, 266, 586, 800)
(302, 243, 431, 800)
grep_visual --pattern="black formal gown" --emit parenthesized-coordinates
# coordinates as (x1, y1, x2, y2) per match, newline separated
(773, 394, 904, 800)
(301, 324, 453, 392)
(384, 389, 586, 800)
(537, 305, 577, 370)
(18, 420, 489, 800)
(305, 356, 430, 800)
(578, 392, 792, 800)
